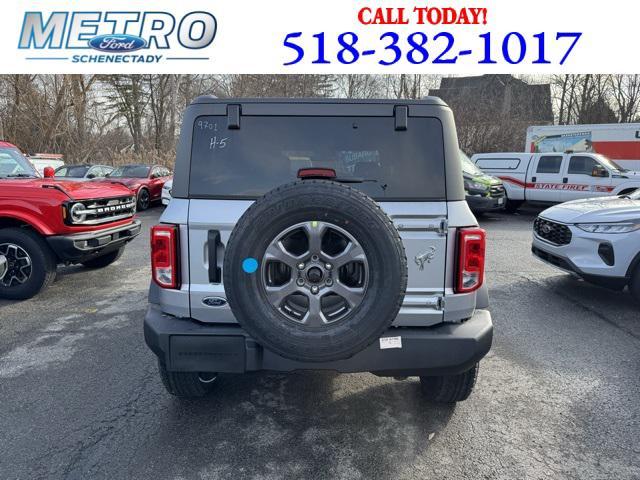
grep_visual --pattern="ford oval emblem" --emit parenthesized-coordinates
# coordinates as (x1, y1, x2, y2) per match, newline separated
(89, 34, 146, 53)
(202, 297, 228, 308)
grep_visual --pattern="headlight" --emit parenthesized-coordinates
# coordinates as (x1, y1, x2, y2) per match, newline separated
(464, 180, 488, 193)
(69, 202, 87, 223)
(576, 222, 640, 234)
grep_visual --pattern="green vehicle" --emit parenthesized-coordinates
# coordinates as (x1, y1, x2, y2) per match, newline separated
(460, 149, 506, 213)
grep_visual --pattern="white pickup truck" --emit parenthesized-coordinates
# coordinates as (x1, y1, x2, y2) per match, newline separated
(471, 152, 640, 212)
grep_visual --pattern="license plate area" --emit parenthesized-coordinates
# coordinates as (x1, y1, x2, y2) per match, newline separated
(169, 335, 246, 372)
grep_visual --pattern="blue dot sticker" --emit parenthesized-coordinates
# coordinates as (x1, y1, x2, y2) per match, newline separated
(242, 257, 259, 274)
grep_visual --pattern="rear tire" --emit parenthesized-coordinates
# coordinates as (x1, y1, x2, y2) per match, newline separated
(0, 228, 57, 300)
(81, 247, 124, 269)
(420, 363, 479, 404)
(504, 199, 523, 214)
(158, 360, 217, 398)
(137, 188, 150, 211)
(630, 264, 640, 306)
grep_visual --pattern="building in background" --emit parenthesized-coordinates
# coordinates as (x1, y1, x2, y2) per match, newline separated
(430, 74, 553, 125)
(430, 74, 553, 153)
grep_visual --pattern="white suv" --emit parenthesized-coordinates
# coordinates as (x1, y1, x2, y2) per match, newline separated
(532, 189, 640, 304)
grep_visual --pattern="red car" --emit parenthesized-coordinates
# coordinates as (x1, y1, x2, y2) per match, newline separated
(0, 142, 141, 299)
(106, 164, 172, 210)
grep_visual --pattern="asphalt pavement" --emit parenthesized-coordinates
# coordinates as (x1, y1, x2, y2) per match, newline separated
(0, 206, 638, 480)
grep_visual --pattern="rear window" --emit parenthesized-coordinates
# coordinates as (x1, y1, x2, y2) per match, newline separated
(189, 115, 445, 200)
(110, 165, 150, 178)
(536, 155, 563, 174)
(56, 166, 89, 178)
(475, 158, 521, 170)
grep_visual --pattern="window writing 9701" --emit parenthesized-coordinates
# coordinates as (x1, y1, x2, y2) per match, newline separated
(282, 32, 582, 66)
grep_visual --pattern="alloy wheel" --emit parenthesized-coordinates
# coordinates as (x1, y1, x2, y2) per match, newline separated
(0, 243, 33, 287)
(261, 221, 369, 326)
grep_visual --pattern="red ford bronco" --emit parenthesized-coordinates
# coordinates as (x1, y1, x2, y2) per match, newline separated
(0, 142, 141, 299)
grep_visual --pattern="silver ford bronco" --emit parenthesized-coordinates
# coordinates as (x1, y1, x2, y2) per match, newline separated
(144, 97, 493, 403)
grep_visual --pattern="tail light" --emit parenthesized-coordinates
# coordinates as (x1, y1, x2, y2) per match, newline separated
(151, 225, 180, 289)
(455, 228, 486, 293)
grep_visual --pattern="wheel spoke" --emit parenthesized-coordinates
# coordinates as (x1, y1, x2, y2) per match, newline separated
(328, 242, 365, 269)
(0, 243, 32, 286)
(16, 256, 31, 267)
(264, 241, 302, 269)
(303, 222, 327, 255)
(265, 280, 301, 307)
(14, 268, 29, 283)
(261, 221, 369, 326)
(302, 294, 327, 327)
(327, 280, 366, 308)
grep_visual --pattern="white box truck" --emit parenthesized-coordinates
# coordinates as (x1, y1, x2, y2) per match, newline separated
(526, 123, 640, 171)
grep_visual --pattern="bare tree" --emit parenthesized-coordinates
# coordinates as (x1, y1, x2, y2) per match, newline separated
(609, 75, 640, 123)
(334, 75, 383, 98)
(103, 75, 148, 153)
(0, 74, 637, 167)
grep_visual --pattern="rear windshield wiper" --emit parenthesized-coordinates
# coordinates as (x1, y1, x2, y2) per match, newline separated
(335, 177, 374, 184)
(335, 177, 389, 193)
(3, 173, 38, 178)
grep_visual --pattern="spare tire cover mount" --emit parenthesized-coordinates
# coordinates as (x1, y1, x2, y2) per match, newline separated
(223, 180, 407, 363)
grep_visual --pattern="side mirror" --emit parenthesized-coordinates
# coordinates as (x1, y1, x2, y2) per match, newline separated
(86, 173, 96, 179)
(592, 165, 608, 177)
(43, 166, 55, 178)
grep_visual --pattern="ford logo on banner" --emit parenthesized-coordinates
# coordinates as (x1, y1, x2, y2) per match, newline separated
(88, 34, 146, 52)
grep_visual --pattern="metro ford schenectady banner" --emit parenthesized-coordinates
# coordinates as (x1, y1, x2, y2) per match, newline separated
(1, 0, 640, 73)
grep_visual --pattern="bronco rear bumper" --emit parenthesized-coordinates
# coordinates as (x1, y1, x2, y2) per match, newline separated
(144, 304, 493, 376)
(47, 219, 142, 263)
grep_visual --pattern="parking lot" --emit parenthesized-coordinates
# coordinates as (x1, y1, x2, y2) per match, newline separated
(0, 206, 638, 480)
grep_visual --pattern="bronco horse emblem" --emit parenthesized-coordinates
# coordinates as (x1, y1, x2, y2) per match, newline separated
(414, 246, 437, 271)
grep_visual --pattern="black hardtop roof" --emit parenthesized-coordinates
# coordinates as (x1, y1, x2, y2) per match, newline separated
(190, 95, 448, 107)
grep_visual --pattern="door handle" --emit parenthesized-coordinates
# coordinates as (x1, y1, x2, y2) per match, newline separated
(531, 176, 536, 183)
(207, 230, 222, 283)
(563, 177, 568, 184)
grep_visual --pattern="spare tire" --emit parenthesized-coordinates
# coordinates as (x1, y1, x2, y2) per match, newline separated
(223, 180, 407, 362)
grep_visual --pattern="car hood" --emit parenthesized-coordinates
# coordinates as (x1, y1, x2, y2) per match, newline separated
(464, 173, 502, 186)
(540, 196, 640, 223)
(101, 177, 147, 189)
(614, 170, 640, 178)
(13, 178, 133, 200)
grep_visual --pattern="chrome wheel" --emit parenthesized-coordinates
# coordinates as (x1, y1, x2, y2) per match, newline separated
(0, 243, 33, 287)
(261, 221, 369, 326)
